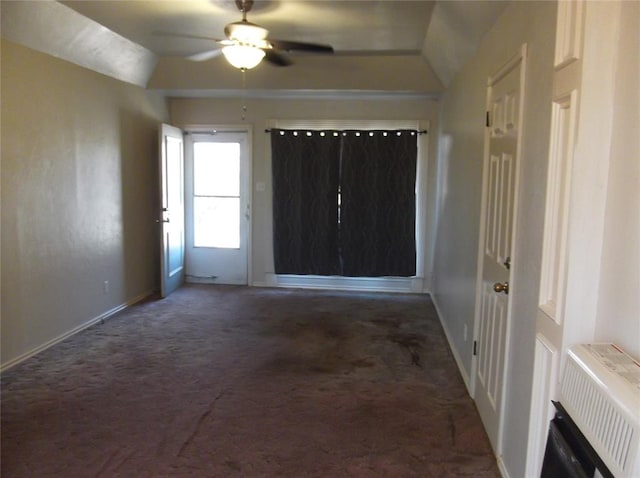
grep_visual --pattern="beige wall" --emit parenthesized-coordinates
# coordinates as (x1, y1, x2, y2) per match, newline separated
(150, 55, 443, 93)
(169, 96, 440, 288)
(594, 1, 640, 358)
(431, 2, 556, 476)
(1, 40, 169, 368)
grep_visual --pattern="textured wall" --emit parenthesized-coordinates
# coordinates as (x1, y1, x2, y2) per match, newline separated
(1, 40, 169, 367)
(431, 2, 556, 476)
(594, 1, 640, 359)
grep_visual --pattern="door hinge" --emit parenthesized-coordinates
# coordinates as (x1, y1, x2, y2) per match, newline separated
(473, 340, 478, 356)
(486, 111, 491, 127)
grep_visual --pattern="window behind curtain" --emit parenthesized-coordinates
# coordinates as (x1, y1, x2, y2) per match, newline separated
(271, 129, 418, 277)
(271, 130, 342, 275)
(340, 131, 417, 276)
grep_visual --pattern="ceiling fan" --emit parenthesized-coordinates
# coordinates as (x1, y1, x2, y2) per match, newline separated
(187, 0, 334, 69)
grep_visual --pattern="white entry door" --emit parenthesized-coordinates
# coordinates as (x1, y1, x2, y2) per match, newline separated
(159, 124, 185, 297)
(184, 131, 250, 285)
(473, 46, 526, 453)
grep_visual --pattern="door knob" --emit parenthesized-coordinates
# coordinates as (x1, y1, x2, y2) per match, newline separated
(493, 282, 509, 294)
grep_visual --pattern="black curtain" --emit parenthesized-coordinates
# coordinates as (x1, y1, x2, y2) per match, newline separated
(271, 129, 418, 277)
(340, 130, 417, 276)
(271, 129, 341, 275)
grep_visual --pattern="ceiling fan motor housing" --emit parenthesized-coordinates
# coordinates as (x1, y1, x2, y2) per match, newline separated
(225, 22, 269, 45)
(236, 0, 254, 15)
(185, 0, 333, 67)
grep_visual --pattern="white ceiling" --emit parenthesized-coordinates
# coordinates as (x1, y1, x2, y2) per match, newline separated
(1, 0, 508, 95)
(61, 0, 437, 56)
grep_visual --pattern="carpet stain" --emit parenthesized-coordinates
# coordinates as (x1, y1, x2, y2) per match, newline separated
(225, 459, 242, 472)
(1, 285, 499, 477)
(349, 357, 375, 369)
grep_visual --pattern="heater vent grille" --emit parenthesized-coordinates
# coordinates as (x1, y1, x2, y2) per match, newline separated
(560, 344, 640, 478)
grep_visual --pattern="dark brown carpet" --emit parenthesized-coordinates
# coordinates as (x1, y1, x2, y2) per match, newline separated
(1, 285, 498, 477)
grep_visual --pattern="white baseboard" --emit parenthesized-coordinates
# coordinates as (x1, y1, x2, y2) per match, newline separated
(251, 281, 270, 288)
(497, 455, 511, 478)
(258, 273, 425, 293)
(1, 290, 153, 372)
(432, 295, 511, 477)
(431, 294, 472, 395)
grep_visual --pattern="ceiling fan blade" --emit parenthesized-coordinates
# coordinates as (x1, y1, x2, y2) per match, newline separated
(269, 40, 334, 54)
(187, 49, 223, 62)
(264, 49, 293, 67)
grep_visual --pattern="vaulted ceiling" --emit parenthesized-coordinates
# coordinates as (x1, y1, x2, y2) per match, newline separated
(1, 0, 508, 97)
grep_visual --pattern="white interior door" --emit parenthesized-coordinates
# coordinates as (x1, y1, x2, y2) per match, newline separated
(185, 131, 249, 285)
(473, 47, 526, 453)
(159, 124, 185, 297)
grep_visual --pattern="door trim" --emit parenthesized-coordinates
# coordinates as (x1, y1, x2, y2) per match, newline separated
(182, 124, 253, 286)
(471, 43, 528, 454)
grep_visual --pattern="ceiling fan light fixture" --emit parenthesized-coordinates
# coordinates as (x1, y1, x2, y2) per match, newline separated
(222, 44, 265, 70)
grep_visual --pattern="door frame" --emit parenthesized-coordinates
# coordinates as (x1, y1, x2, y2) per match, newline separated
(470, 44, 528, 454)
(182, 124, 253, 286)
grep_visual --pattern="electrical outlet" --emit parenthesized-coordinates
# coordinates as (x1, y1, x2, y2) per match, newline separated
(103, 280, 109, 294)
(464, 324, 468, 341)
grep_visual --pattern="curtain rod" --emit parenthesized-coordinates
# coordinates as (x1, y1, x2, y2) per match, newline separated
(265, 128, 428, 135)
(184, 130, 248, 135)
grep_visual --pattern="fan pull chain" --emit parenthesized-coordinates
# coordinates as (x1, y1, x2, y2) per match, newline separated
(241, 68, 248, 122)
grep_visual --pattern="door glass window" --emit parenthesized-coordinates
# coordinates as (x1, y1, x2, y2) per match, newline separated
(193, 142, 241, 248)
